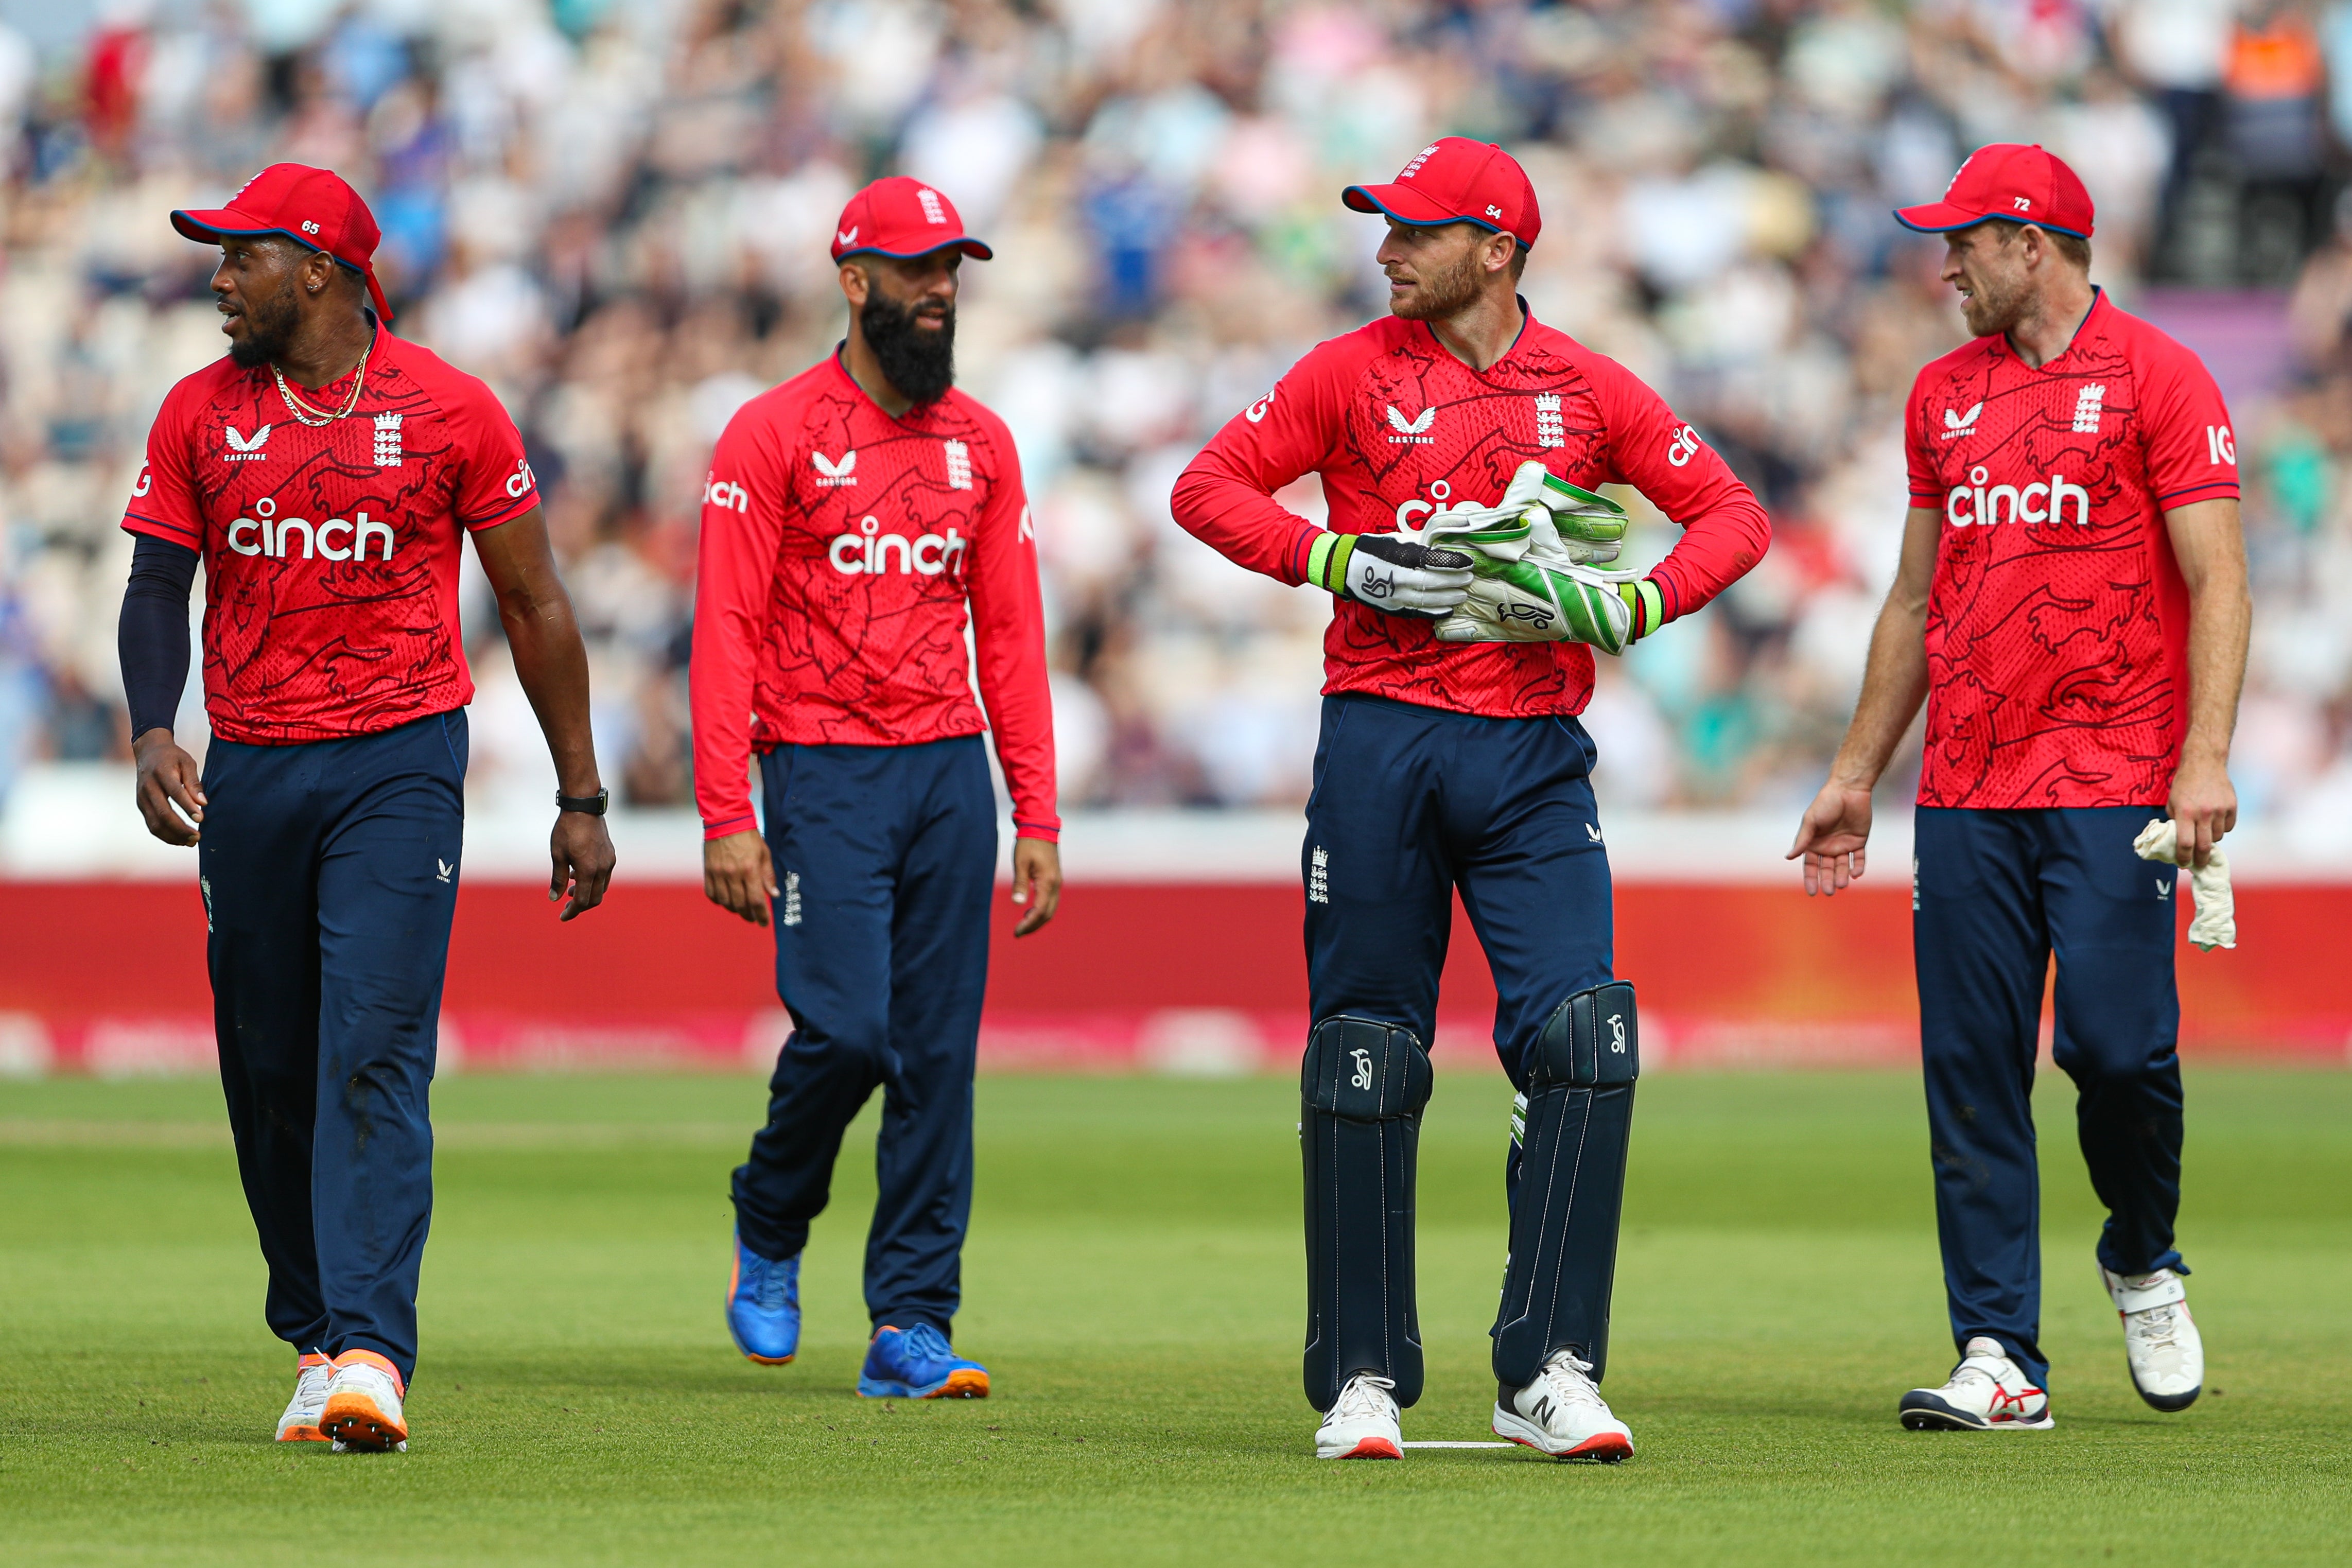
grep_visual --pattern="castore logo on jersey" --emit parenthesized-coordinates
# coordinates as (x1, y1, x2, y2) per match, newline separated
(225, 494, 395, 561)
(1944, 464, 2091, 529)
(1942, 402, 1983, 439)
(828, 513, 969, 577)
(224, 424, 273, 462)
(813, 449, 858, 486)
(1384, 405, 1435, 444)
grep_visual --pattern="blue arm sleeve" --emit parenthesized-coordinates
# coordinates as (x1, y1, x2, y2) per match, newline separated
(117, 535, 197, 738)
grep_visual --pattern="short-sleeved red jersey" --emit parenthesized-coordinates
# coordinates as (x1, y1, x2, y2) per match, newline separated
(121, 330, 539, 744)
(689, 353, 1058, 843)
(1904, 291, 2239, 809)
(1172, 309, 1770, 718)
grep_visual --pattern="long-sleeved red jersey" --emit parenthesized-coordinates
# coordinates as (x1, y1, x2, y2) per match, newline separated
(1172, 309, 1770, 716)
(690, 352, 1058, 842)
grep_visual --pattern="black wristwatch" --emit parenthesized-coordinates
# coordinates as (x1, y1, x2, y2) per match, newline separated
(556, 787, 611, 816)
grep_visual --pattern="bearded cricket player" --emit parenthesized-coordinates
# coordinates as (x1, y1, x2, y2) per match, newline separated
(1173, 138, 1770, 1460)
(694, 177, 1059, 1400)
(1791, 145, 2246, 1431)
(116, 165, 616, 1452)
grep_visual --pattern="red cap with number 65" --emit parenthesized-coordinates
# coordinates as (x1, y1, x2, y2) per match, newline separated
(1894, 143, 2096, 240)
(171, 163, 397, 321)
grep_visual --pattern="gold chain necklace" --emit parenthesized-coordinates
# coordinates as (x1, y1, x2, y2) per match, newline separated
(272, 341, 372, 427)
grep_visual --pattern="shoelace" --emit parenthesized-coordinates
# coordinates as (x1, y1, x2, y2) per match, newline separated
(2128, 1302, 2183, 1352)
(899, 1322, 955, 1365)
(757, 1258, 789, 1313)
(1534, 1352, 1607, 1412)
(1331, 1374, 1398, 1422)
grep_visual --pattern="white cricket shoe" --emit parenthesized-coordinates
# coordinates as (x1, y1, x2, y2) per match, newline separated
(2103, 1266, 2203, 1412)
(1315, 1373, 1402, 1460)
(1898, 1336, 2053, 1431)
(273, 1352, 334, 1443)
(1492, 1350, 1634, 1461)
(319, 1350, 409, 1452)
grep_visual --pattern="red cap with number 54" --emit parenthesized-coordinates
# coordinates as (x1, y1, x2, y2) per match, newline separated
(1894, 143, 2096, 240)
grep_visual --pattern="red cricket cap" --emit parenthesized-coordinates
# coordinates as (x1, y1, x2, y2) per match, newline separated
(172, 163, 397, 321)
(1343, 136, 1541, 249)
(1894, 143, 2096, 240)
(829, 177, 994, 265)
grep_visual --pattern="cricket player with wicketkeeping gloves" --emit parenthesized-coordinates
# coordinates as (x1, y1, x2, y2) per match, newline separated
(116, 165, 616, 1453)
(1173, 138, 1769, 1461)
(694, 178, 1059, 1401)
(1791, 145, 2248, 1432)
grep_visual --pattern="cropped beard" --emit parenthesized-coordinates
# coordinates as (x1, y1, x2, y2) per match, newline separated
(227, 276, 302, 369)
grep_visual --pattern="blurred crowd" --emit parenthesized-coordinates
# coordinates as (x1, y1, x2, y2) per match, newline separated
(10, 0, 2352, 829)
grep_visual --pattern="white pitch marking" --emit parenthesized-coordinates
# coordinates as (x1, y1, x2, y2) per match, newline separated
(1400, 1441, 1514, 1449)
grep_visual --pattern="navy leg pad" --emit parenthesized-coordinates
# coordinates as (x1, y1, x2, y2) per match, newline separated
(1493, 982, 1639, 1389)
(1301, 1016, 1433, 1412)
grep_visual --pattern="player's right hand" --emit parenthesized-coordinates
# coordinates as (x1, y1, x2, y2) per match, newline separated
(1788, 778, 1874, 896)
(1309, 531, 1473, 616)
(132, 727, 205, 847)
(703, 829, 778, 925)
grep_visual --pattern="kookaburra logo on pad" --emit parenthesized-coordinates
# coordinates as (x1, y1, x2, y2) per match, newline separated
(1385, 405, 1435, 444)
(1349, 1049, 1373, 1090)
(1609, 1014, 1626, 1053)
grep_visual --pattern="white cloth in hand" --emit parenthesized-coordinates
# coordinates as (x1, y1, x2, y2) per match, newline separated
(2132, 818, 2235, 952)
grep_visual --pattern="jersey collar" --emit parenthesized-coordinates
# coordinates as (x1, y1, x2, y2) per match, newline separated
(1414, 293, 1536, 378)
(828, 343, 944, 426)
(1999, 285, 2104, 372)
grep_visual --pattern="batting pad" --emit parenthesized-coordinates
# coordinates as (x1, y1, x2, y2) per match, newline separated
(1492, 982, 1639, 1389)
(1301, 1016, 1434, 1412)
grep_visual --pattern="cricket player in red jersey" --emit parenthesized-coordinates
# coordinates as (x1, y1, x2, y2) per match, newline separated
(1792, 145, 2247, 1431)
(115, 165, 615, 1451)
(1173, 138, 1769, 1460)
(694, 177, 1058, 1399)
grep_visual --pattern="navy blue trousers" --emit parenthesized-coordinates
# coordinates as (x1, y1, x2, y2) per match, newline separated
(1303, 695, 1614, 1406)
(1914, 805, 2187, 1388)
(731, 735, 996, 1334)
(199, 711, 465, 1384)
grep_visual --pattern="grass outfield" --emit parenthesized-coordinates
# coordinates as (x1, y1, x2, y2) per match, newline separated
(2, 1068, 2347, 1565)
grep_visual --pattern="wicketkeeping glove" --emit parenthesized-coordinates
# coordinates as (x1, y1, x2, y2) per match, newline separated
(1435, 557, 1663, 653)
(1306, 530, 1475, 617)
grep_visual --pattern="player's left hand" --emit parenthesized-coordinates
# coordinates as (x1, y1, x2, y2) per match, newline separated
(549, 810, 616, 920)
(1011, 835, 1061, 937)
(2166, 748, 2238, 870)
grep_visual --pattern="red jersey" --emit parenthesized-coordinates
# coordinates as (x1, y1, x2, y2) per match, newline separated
(1904, 291, 2239, 809)
(121, 331, 540, 744)
(1171, 309, 1769, 717)
(690, 354, 1058, 842)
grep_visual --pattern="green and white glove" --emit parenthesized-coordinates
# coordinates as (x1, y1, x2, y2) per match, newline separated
(1434, 559, 1664, 653)
(1418, 460, 1631, 566)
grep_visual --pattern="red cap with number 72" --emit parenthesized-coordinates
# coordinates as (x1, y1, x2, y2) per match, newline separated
(171, 163, 397, 322)
(1894, 143, 2095, 240)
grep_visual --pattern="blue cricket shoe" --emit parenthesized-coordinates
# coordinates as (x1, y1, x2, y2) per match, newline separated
(726, 1230, 800, 1365)
(858, 1322, 989, 1399)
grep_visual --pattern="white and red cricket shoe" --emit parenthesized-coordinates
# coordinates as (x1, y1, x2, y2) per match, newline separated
(1899, 1336, 2053, 1431)
(273, 1351, 334, 1443)
(2102, 1266, 2203, 1412)
(1492, 1350, 1634, 1460)
(320, 1349, 409, 1452)
(1314, 1373, 1403, 1459)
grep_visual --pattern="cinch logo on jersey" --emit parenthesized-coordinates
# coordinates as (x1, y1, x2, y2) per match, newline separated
(1534, 393, 1565, 448)
(704, 473, 748, 512)
(225, 496, 395, 560)
(1385, 405, 1435, 444)
(813, 449, 857, 486)
(1944, 463, 2090, 529)
(223, 423, 272, 462)
(828, 513, 969, 576)
(1665, 423, 1703, 467)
